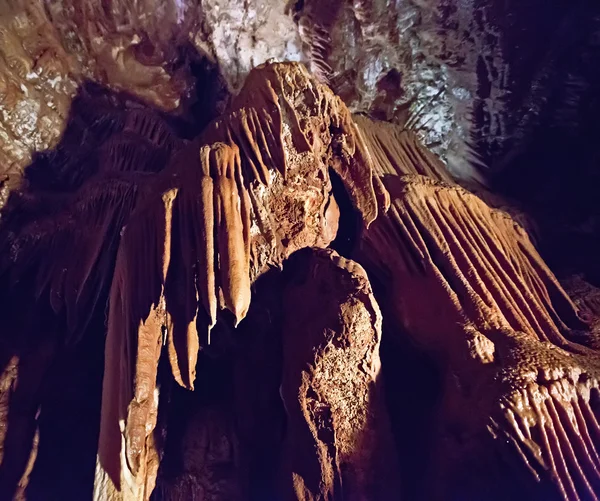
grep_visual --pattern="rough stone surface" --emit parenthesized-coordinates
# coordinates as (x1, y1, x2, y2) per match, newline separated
(280, 248, 400, 501)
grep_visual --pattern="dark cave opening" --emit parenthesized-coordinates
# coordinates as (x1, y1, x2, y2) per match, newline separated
(328, 167, 361, 257)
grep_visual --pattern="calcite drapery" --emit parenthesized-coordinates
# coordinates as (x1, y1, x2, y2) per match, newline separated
(93, 61, 384, 500)
(359, 167, 600, 499)
(1, 58, 600, 501)
(353, 114, 453, 184)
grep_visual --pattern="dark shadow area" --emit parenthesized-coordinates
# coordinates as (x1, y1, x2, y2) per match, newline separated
(473, 0, 595, 167)
(489, 6, 600, 287)
(365, 269, 443, 501)
(328, 168, 361, 257)
(379, 329, 442, 501)
(153, 269, 286, 501)
(0, 272, 62, 500)
(25, 305, 107, 501)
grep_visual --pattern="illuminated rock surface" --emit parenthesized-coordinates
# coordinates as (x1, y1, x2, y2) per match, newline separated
(0, 5, 599, 499)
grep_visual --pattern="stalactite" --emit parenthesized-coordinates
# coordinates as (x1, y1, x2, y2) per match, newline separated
(211, 144, 251, 326)
(164, 187, 200, 391)
(203, 62, 383, 226)
(196, 146, 218, 331)
(95, 188, 177, 501)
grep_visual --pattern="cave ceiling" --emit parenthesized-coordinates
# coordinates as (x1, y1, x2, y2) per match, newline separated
(0, 0, 597, 196)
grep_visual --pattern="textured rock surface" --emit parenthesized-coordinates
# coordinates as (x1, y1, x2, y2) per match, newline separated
(0, 0, 202, 206)
(280, 248, 400, 500)
(89, 61, 384, 500)
(0, 0, 598, 211)
(0, 35, 599, 501)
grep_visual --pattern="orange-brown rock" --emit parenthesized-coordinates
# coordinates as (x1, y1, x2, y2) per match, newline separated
(202, 62, 384, 226)
(91, 62, 384, 500)
(280, 248, 400, 500)
(353, 114, 453, 184)
(0, 100, 180, 501)
(2, 50, 600, 501)
(359, 173, 600, 500)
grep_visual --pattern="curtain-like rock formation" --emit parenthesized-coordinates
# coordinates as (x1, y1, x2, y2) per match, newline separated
(359, 166, 600, 499)
(91, 61, 385, 500)
(0, 58, 599, 501)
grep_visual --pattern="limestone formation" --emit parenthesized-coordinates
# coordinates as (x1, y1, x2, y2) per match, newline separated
(359, 171, 600, 499)
(280, 248, 400, 500)
(92, 62, 383, 500)
(0, 52, 598, 501)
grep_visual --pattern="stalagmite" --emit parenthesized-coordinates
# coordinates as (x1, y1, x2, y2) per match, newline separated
(280, 248, 401, 501)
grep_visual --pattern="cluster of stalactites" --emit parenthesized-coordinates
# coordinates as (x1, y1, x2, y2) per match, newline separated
(356, 132, 600, 500)
(111, 63, 390, 392)
(111, 142, 251, 393)
(97, 142, 252, 500)
(362, 174, 587, 351)
(203, 62, 386, 225)
(96, 62, 395, 500)
(489, 332, 600, 501)
(106, 62, 393, 396)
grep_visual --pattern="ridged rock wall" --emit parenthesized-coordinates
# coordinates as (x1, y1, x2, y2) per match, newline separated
(358, 136, 600, 499)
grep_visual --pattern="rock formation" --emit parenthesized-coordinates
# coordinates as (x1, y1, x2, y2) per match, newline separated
(280, 248, 400, 500)
(0, 9, 599, 501)
(359, 171, 600, 499)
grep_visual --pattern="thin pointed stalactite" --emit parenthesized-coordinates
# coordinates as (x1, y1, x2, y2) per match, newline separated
(211, 144, 251, 325)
